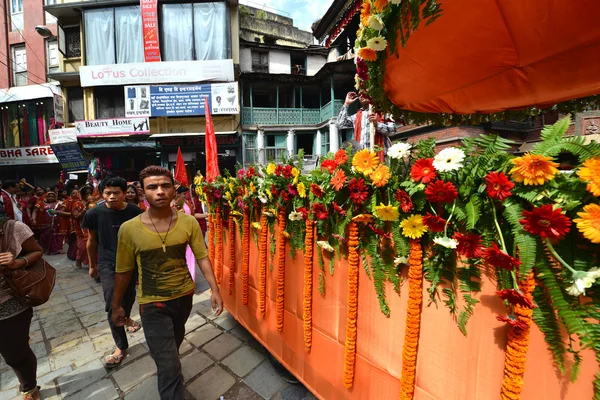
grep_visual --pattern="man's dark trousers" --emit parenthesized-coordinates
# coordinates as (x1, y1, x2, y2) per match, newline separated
(99, 264, 137, 351)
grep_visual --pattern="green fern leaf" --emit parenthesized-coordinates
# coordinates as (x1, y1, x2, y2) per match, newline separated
(458, 295, 479, 336)
(532, 286, 567, 374)
(466, 195, 482, 230)
(532, 115, 571, 154)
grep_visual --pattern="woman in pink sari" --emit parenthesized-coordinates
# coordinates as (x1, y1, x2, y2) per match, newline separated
(173, 186, 197, 282)
(31, 192, 63, 255)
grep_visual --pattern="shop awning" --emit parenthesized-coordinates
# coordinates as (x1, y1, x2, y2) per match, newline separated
(380, 0, 600, 117)
(0, 83, 61, 104)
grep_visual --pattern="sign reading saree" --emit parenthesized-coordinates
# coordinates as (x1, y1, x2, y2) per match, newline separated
(0, 146, 58, 166)
(141, 0, 160, 62)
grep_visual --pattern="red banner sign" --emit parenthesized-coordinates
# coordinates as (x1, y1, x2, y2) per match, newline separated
(141, 0, 160, 62)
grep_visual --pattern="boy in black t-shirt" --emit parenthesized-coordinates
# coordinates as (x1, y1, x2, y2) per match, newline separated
(82, 175, 142, 368)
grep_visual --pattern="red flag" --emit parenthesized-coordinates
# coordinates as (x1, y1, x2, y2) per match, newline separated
(205, 96, 219, 182)
(174, 146, 189, 186)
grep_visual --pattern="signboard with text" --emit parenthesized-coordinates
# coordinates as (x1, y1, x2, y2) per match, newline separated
(53, 94, 64, 124)
(50, 143, 88, 172)
(0, 146, 58, 166)
(124, 82, 239, 118)
(141, 0, 160, 62)
(80, 59, 234, 87)
(74, 117, 150, 137)
(48, 128, 78, 144)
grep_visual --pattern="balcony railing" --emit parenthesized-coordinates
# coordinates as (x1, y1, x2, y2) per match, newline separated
(245, 147, 289, 165)
(242, 100, 344, 126)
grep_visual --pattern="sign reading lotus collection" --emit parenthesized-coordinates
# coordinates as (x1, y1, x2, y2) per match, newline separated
(74, 117, 150, 137)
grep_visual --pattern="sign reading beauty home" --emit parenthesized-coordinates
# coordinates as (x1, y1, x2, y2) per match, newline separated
(74, 117, 150, 137)
(0, 146, 58, 166)
(80, 60, 234, 87)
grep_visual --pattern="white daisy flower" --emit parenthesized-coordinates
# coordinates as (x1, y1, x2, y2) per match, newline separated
(367, 36, 388, 51)
(394, 256, 408, 266)
(288, 211, 303, 221)
(263, 211, 274, 217)
(317, 241, 334, 252)
(258, 193, 268, 204)
(387, 142, 412, 159)
(566, 268, 600, 296)
(367, 15, 384, 31)
(433, 236, 458, 249)
(433, 147, 466, 172)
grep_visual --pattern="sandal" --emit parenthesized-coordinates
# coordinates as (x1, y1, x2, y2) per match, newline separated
(127, 320, 142, 333)
(104, 352, 125, 369)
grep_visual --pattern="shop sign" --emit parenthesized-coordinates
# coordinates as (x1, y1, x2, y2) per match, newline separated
(141, 0, 160, 62)
(124, 82, 239, 118)
(80, 59, 234, 87)
(0, 146, 58, 166)
(158, 134, 239, 148)
(48, 128, 78, 144)
(50, 142, 88, 172)
(53, 94, 64, 124)
(74, 117, 150, 137)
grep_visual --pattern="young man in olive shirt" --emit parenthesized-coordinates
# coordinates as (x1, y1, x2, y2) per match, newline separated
(112, 166, 223, 399)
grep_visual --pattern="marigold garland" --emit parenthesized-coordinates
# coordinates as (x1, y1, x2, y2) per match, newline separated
(215, 205, 223, 286)
(303, 219, 315, 352)
(208, 214, 215, 267)
(343, 221, 360, 389)
(228, 214, 235, 295)
(499, 270, 535, 400)
(400, 239, 424, 400)
(259, 207, 269, 318)
(276, 209, 287, 332)
(242, 209, 250, 306)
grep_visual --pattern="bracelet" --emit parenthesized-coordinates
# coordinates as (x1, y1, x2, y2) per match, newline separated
(18, 256, 28, 267)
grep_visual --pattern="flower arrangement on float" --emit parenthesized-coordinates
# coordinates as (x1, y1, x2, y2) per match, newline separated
(198, 116, 600, 399)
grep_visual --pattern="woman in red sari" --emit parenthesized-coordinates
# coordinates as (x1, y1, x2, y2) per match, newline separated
(58, 189, 79, 260)
(71, 187, 92, 268)
(31, 192, 63, 255)
(125, 184, 146, 211)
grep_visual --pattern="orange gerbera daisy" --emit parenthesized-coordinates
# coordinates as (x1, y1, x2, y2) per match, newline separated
(357, 47, 377, 62)
(372, 0, 388, 12)
(352, 214, 374, 223)
(509, 153, 559, 186)
(330, 169, 347, 191)
(334, 149, 349, 166)
(369, 164, 390, 187)
(574, 203, 600, 243)
(577, 156, 600, 196)
(352, 149, 379, 175)
(360, 1, 371, 26)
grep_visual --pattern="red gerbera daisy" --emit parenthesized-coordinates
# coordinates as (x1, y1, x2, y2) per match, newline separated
(482, 243, 521, 271)
(425, 180, 458, 204)
(282, 165, 293, 179)
(271, 184, 278, 197)
(321, 159, 337, 174)
(347, 178, 369, 205)
(334, 149, 349, 166)
(310, 183, 324, 198)
(453, 232, 483, 258)
(520, 205, 571, 240)
(281, 191, 290, 202)
(394, 189, 413, 213)
(496, 315, 528, 333)
(312, 203, 328, 220)
(246, 166, 255, 178)
(297, 207, 309, 220)
(496, 289, 536, 309)
(411, 158, 437, 183)
(485, 172, 514, 201)
(422, 212, 446, 232)
(332, 201, 347, 216)
(274, 165, 283, 176)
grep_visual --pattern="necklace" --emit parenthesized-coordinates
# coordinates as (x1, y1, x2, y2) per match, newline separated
(149, 209, 173, 253)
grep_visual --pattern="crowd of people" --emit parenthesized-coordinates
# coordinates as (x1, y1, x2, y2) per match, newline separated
(0, 167, 221, 400)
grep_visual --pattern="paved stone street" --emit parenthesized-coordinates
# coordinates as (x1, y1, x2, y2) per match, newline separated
(0, 254, 316, 400)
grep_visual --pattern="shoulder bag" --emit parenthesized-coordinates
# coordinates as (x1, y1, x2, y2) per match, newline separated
(0, 218, 56, 307)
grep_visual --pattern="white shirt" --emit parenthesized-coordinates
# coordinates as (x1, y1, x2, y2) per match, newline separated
(2, 189, 22, 222)
(337, 106, 395, 151)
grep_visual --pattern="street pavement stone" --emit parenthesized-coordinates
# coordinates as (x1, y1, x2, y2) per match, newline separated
(0, 253, 315, 400)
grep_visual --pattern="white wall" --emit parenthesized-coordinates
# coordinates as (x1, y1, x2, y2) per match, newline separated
(269, 50, 291, 74)
(307, 55, 327, 76)
(327, 48, 339, 63)
(240, 48, 252, 73)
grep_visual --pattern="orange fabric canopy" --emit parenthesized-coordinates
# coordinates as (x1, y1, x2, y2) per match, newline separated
(383, 0, 600, 114)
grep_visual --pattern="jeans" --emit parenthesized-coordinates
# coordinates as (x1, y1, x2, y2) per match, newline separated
(0, 308, 37, 392)
(140, 295, 193, 400)
(99, 265, 137, 351)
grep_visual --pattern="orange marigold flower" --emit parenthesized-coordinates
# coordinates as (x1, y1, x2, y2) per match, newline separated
(330, 169, 347, 191)
(372, 0, 388, 12)
(510, 153, 559, 186)
(369, 164, 390, 187)
(577, 156, 600, 196)
(574, 203, 600, 243)
(357, 47, 377, 62)
(352, 149, 379, 175)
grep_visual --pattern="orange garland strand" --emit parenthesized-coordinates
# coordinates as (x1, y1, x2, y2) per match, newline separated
(303, 218, 315, 352)
(208, 213, 215, 267)
(259, 207, 269, 317)
(499, 270, 535, 400)
(242, 209, 250, 305)
(400, 239, 424, 400)
(228, 214, 235, 295)
(215, 205, 223, 286)
(276, 209, 287, 332)
(343, 221, 360, 388)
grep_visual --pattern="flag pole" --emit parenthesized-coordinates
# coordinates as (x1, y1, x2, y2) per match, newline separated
(369, 105, 375, 152)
